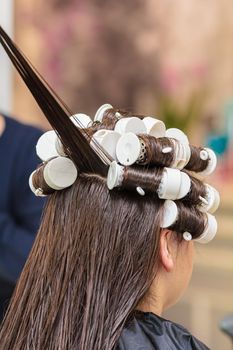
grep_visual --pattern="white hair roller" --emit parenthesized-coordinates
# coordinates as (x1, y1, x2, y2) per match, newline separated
(116, 132, 141, 166)
(90, 129, 121, 161)
(199, 184, 220, 214)
(43, 157, 78, 190)
(161, 200, 178, 228)
(194, 213, 218, 244)
(107, 161, 124, 190)
(198, 148, 217, 176)
(107, 161, 191, 202)
(143, 117, 166, 137)
(70, 113, 92, 128)
(94, 103, 113, 122)
(114, 117, 146, 135)
(36, 130, 61, 161)
(29, 170, 47, 197)
(36, 114, 94, 162)
(158, 168, 191, 200)
(173, 141, 191, 169)
(55, 137, 66, 157)
(165, 128, 189, 145)
(29, 157, 78, 196)
(165, 128, 191, 169)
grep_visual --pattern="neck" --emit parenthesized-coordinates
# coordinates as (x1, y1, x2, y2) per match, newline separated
(136, 275, 166, 317)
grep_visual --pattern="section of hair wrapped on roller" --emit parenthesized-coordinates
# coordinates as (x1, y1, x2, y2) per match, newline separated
(32, 162, 55, 195)
(137, 134, 175, 167)
(185, 146, 209, 172)
(169, 201, 206, 240)
(181, 172, 207, 206)
(122, 166, 164, 192)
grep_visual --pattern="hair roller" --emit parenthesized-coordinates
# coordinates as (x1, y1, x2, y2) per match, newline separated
(36, 115, 93, 155)
(169, 202, 206, 240)
(70, 113, 93, 129)
(158, 168, 191, 200)
(90, 130, 121, 161)
(185, 147, 217, 175)
(29, 157, 78, 196)
(181, 174, 207, 206)
(194, 213, 218, 243)
(29, 167, 55, 196)
(159, 198, 217, 243)
(122, 166, 163, 193)
(107, 161, 192, 200)
(114, 117, 146, 135)
(143, 117, 166, 138)
(83, 105, 122, 137)
(94, 104, 114, 122)
(199, 184, 220, 214)
(107, 161, 163, 194)
(29, 170, 49, 197)
(185, 146, 209, 172)
(36, 130, 61, 162)
(161, 200, 179, 228)
(116, 133, 175, 167)
(182, 176, 219, 214)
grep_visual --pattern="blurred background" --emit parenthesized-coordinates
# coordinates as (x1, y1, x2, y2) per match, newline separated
(1, 1, 233, 349)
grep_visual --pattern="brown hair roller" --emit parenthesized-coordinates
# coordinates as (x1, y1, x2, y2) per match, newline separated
(185, 146, 209, 172)
(170, 202, 206, 240)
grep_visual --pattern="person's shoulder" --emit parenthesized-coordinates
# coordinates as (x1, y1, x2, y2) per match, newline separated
(3, 114, 43, 138)
(160, 314, 210, 350)
(117, 311, 210, 350)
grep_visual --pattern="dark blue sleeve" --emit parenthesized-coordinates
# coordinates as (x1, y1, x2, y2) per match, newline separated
(0, 127, 45, 283)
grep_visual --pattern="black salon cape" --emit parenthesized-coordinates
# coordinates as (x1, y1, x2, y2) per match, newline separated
(117, 311, 209, 350)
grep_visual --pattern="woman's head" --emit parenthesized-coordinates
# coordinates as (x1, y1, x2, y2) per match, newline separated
(0, 173, 162, 349)
(1, 170, 196, 349)
(0, 26, 220, 350)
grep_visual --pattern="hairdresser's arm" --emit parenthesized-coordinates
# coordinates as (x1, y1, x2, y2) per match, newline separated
(0, 128, 45, 283)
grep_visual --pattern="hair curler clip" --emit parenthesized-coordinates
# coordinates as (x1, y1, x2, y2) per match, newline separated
(199, 184, 220, 214)
(162, 147, 172, 154)
(194, 213, 218, 244)
(70, 113, 92, 128)
(94, 103, 113, 122)
(90, 129, 121, 161)
(198, 148, 217, 176)
(143, 117, 166, 138)
(161, 200, 178, 228)
(158, 168, 191, 200)
(136, 186, 145, 196)
(114, 117, 146, 135)
(183, 232, 193, 241)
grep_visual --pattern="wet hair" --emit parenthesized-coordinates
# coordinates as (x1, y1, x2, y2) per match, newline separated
(0, 26, 208, 350)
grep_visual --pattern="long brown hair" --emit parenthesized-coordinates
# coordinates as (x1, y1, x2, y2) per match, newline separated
(0, 175, 163, 349)
(0, 26, 207, 349)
